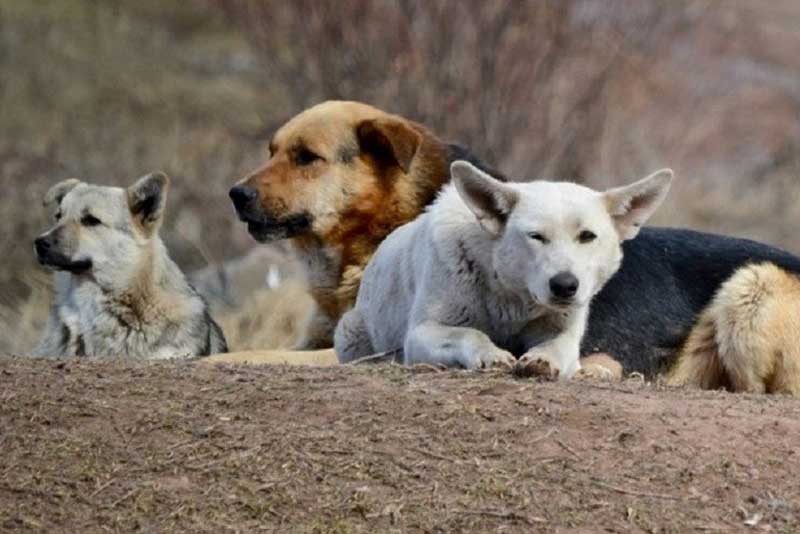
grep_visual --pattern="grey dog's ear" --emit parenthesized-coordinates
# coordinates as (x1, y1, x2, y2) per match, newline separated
(451, 160, 518, 236)
(43, 178, 82, 208)
(604, 168, 673, 241)
(127, 172, 170, 234)
(356, 117, 422, 174)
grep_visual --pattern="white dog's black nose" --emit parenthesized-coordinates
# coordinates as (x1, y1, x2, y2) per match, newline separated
(549, 271, 579, 301)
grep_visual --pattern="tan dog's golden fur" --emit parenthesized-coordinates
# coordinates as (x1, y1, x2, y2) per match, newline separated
(230, 101, 490, 349)
(668, 263, 800, 395)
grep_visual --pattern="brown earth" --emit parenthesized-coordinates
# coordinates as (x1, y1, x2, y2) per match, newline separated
(1, 357, 798, 533)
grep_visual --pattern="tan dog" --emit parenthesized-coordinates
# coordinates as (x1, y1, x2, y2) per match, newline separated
(668, 263, 800, 395)
(229, 101, 499, 349)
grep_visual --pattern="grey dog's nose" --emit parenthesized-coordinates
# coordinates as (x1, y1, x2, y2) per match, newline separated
(229, 185, 258, 211)
(549, 271, 579, 301)
(34, 236, 51, 256)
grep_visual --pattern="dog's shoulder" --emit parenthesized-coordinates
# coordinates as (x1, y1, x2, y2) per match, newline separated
(428, 185, 493, 256)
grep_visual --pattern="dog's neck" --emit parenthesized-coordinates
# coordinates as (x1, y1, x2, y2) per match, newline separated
(85, 239, 193, 327)
(293, 127, 457, 315)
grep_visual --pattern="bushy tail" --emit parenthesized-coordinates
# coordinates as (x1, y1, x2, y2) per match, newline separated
(668, 263, 800, 395)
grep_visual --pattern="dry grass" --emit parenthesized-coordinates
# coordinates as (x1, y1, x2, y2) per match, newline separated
(2, 357, 800, 532)
(2, 1, 800, 353)
(215, 281, 313, 352)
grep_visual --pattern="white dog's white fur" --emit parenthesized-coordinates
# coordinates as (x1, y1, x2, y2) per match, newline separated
(335, 161, 672, 377)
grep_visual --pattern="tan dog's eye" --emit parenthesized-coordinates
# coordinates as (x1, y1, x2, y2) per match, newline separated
(81, 214, 102, 227)
(295, 147, 321, 166)
(578, 230, 597, 243)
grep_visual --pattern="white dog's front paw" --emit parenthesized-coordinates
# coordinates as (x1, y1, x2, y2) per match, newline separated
(513, 352, 560, 380)
(460, 348, 516, 370)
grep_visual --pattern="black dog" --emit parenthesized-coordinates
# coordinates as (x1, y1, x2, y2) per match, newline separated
(582, 227, 800, 375)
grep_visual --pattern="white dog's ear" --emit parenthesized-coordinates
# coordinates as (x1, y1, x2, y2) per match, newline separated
(128, 171, 170, 235)
(451, 160, 518, 236)
(605, 168, 673, 240)
(44, 178, 82, 208)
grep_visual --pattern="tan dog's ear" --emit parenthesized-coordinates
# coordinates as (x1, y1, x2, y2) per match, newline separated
(451, 160, 518, 236)
(44, 178, 82, 208)
(605, 168, 673, 240)
(127, 172, 170, 234)
(356, 118, 421, 173)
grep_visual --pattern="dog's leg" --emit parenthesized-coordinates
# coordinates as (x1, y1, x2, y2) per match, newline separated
(404, 321, 515, 369)
(666, 310, 726, 390)
(334, 308, 375, 363)
(32, 315, 68, 358)
(32, 274, 73, 358)
(768, 342, 800, 396)
(294, 307, 337, 350)
(574, 353, 623, 381)
(516, 308, 587, 380)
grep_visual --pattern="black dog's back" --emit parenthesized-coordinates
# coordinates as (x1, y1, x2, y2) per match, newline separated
(584, 227, 800, 375)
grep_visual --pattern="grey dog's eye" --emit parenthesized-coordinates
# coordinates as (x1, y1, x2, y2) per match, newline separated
(54, 211, 62, 221)
(81, 214, 102, 227)
(578, 230, 597, 243)
(528, 232, 548, 244)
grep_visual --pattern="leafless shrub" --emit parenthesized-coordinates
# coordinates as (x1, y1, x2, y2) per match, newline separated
(215, 0, 800, 238)
(216, 0, 626, 179)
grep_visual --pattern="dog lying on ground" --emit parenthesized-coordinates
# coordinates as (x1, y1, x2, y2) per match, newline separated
(220, 100, 800, 394)
(335, 161, 672, 377)
(229, 100, 500, 349)
(33, 173, 227, 359)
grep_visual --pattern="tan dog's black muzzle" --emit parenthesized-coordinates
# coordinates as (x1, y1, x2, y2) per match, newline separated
(229, 184, 312, 243)
(229, 185, 259, 220)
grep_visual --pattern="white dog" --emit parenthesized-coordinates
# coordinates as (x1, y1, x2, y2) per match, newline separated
(335, 161, 672, 378)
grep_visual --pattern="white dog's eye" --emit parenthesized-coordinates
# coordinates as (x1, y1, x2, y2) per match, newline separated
(578, 230, 597, 243)
(528, 232, 548, 244)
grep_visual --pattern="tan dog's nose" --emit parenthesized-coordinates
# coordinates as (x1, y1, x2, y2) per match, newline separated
(229, 185, 258, 211)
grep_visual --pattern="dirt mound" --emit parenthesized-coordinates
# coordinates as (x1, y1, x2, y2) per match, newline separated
(1, 356, 798, 532)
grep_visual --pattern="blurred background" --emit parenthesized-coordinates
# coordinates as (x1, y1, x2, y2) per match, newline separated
(2, 0, 799, 354)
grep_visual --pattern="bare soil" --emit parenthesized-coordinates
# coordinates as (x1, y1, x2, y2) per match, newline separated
(1, 357, 798, 533)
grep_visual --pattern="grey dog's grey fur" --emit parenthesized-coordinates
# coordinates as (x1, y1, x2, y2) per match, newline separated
(33, 173, 227, 359)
